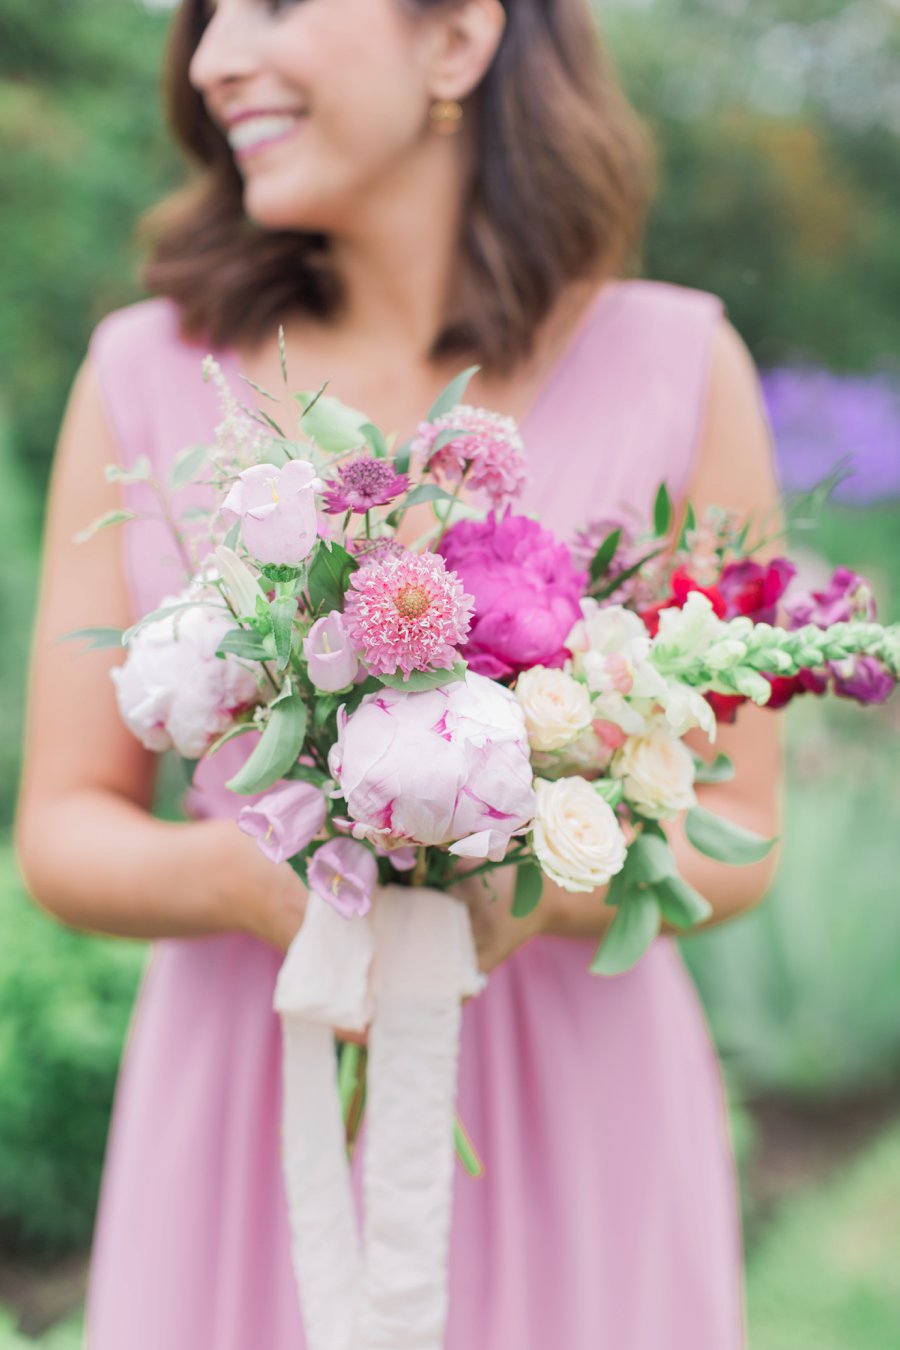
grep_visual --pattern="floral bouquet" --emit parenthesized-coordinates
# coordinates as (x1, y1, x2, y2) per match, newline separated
(72, 350, 899, 1350)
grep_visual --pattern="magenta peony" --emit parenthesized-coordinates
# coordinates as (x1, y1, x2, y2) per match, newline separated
(328, 671, 536, 861)
(439, 511, 586, 680)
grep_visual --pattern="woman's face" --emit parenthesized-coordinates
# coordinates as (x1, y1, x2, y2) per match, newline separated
(189, 0, 449, 233)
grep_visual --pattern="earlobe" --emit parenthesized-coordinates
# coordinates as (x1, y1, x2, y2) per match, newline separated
(428, 0, 507, 103)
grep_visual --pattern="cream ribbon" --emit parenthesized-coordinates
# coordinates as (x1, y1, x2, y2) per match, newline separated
(274, 884, 485, 1350)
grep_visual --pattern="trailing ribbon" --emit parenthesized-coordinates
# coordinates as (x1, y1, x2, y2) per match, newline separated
(274, 884, 485, 1350)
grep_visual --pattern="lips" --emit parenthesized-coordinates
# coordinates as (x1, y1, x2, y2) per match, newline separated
(226, 111, 306, 156)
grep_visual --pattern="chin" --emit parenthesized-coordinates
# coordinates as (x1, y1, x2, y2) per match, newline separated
(242, 175, 349, 236)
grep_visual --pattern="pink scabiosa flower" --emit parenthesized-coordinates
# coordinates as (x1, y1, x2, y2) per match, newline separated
(343, 551, 474, 678)
(321, 456, 409, 515)
(411, 404, 528, 509)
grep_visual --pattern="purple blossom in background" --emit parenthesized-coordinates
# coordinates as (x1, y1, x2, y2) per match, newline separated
(761, 368, 900, 504)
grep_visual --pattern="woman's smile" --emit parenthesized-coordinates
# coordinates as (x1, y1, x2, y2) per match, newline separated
(226, 109, 308, 160)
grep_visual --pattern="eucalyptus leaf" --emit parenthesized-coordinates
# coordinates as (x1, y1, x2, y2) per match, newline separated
(170, 443, 210, 490)
(402, 482, 456, 508)
(206, 721, 259, 757)
(58, 626, 125, 651)
(226, 685, 308, 795)
(74, 509, 135, 544)
(296, 392, 369, 453)
(692, 753, 736, 785)
(216, 629, 272, 662)
(653, 874, 712, 929)
(591, 888, 662, 976)
(512, 861, 543, 918)
(685, 806, 776, 865)
(625, 831, 678, 887)
(425, 365, 481, 420)
(361, 422, 389, 458)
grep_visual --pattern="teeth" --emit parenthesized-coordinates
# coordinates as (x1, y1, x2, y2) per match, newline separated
(228, 114, 300, 152)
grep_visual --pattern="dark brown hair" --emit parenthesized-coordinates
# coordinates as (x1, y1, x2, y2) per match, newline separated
(142, 0, 655, 373)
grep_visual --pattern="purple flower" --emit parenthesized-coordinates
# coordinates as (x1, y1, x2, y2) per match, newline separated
(439, 511, 586, 680)
(322, 457, 408, 514)
(303, 612, 360, 692)
(830, 655, 895, 705)
(237, 781, 327, 864)
(718, 558, 796, 623)
(785, 566, 877, 629)
(307, 838, 378, 919)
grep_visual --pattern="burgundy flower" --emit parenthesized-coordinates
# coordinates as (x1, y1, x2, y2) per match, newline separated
(639, 568, 727, 637)
(831, 655, 894, 705)
(765, 669, 828, 710)
(439, 510, 586, 680)
(718, 558, 796, 623)
(785, 566, 876, 629)
(322, 456, 408, 514)
(705, 692, 747, 724)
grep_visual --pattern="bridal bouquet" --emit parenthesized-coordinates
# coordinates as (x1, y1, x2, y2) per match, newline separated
(73, 352, 899, 1350)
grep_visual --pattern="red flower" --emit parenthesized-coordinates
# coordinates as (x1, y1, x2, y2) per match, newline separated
(639, 568, 726, 637)
(705, 692, 747, 724)
(718, 558, 796, 624)
(765, 669, 828, 710)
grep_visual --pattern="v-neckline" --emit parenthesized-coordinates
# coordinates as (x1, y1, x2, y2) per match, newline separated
(219, 278, 621, 450)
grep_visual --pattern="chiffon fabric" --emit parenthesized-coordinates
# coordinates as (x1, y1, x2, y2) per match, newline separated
(84, 278, 746, 1349)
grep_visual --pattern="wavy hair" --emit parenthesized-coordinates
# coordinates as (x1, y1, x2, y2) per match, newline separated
(141, 0, 655, 372)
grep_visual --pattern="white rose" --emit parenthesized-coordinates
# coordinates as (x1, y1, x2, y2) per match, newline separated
(515, 667, 592, 752)
(111, 589, 261, 758)
(532, 777, 627, 893)
(612, 722, 697, 820)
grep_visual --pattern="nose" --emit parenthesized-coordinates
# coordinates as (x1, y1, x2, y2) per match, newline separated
(188, 3, 261, 99)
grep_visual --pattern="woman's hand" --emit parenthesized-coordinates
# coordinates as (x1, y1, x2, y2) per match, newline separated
(452, 867, 547, 974)
(215, 820, 309, 954)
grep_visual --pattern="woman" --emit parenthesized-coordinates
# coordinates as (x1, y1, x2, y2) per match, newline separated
(16, 0, 782, 1346)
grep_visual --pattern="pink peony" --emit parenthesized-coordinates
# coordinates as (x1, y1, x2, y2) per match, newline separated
(111, 590, 260, 759)
(322, 456, 408, 514)
(328, 671, 536, 861)
(237, 781, 327, 864)
(343, 551, 474, 678)
(307, 837, 378, 919)
(411, 404, 528, 509)
(221, 459, 322, 566)
(438, 511, 586, 680)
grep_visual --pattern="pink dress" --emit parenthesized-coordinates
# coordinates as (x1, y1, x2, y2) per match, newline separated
(85, 278, 746, 1349)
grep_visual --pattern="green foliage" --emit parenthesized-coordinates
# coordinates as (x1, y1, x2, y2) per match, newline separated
(0, 844, 145, 1256)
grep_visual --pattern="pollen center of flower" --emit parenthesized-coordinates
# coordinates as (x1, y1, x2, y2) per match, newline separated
(394, 584, 431, 621)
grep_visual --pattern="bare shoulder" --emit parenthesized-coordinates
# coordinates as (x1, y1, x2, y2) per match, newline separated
(689, 314, 779, 520)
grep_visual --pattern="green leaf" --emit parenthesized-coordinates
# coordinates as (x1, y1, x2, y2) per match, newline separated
(425, 365, 481, 421)
(591, 889, 662, 976)
(58, 626, 124, 651)
(271, 596, 297, 671)
(593, 779, 624, 809)
(123, 601, 202, 645)
(216, 628, 272, 662)
(377, 661, 467, 693)
(678, 500, 697, 549)
(214, 545, 265, 617)
(653, 482, 672, 537)
(307, 542, 358, 615)
(170, 443, 210, 490)
(226, 685, 309, 795)
(589, 528, 622, 584)
(625, 830, 678, 887)
(691, 753, 736, 785)
(222, 519, 241, 551)
(313, 693, 341, 730)
(591, 546, 664, 601)
(285, 761, 331, 788)
(402, 482, 457, 509)
(512, 861, 543, 918)
(206, 721, 258, 757)
(296, 392, 369, 452)
(361, 422, 389, 458)
(685, 806, 776, 865)
(74, 509, 135, 544)
(393, 437, 414, 475)
(105, 455, 152, 485)
(653, 874, 712, 929)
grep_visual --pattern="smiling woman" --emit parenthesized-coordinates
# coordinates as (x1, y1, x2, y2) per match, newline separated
(144, 0, 653, 368)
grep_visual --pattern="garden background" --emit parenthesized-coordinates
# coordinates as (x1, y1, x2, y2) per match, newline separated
(1, 0, 899, 1344)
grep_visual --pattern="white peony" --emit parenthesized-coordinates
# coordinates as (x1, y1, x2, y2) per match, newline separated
(111, 588, 261, 758)
(532, 776, 627, 893)
(611, 721, 697, 821)
(515, 666, 592, 752)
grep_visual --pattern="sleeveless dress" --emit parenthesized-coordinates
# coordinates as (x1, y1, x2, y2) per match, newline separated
(84, 278, 746, 1349)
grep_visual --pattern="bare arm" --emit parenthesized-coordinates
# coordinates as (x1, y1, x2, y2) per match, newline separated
(464, 315, 784, 968)
(14, 354, 306, 952)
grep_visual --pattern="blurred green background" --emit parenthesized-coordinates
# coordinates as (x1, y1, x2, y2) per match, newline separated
(1, 0, 898, 1344)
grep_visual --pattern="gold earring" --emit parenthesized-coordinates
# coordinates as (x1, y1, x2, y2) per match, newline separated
(429, 98, 464, 136)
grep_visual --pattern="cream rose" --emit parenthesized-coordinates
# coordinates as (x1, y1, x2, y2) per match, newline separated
(532, 777, 627, 893)
(612, 723, 697, 820)
(515, 667, 592, 752)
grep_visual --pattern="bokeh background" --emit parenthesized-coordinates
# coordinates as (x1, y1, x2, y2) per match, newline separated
(1, 0, 899, 1344)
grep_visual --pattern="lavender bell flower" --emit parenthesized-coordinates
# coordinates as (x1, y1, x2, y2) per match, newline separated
(238, 781, 327, 865)
(221, 459, 322, 566)
(307, 838, 379, 919)
(303, 612, 360, 692)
